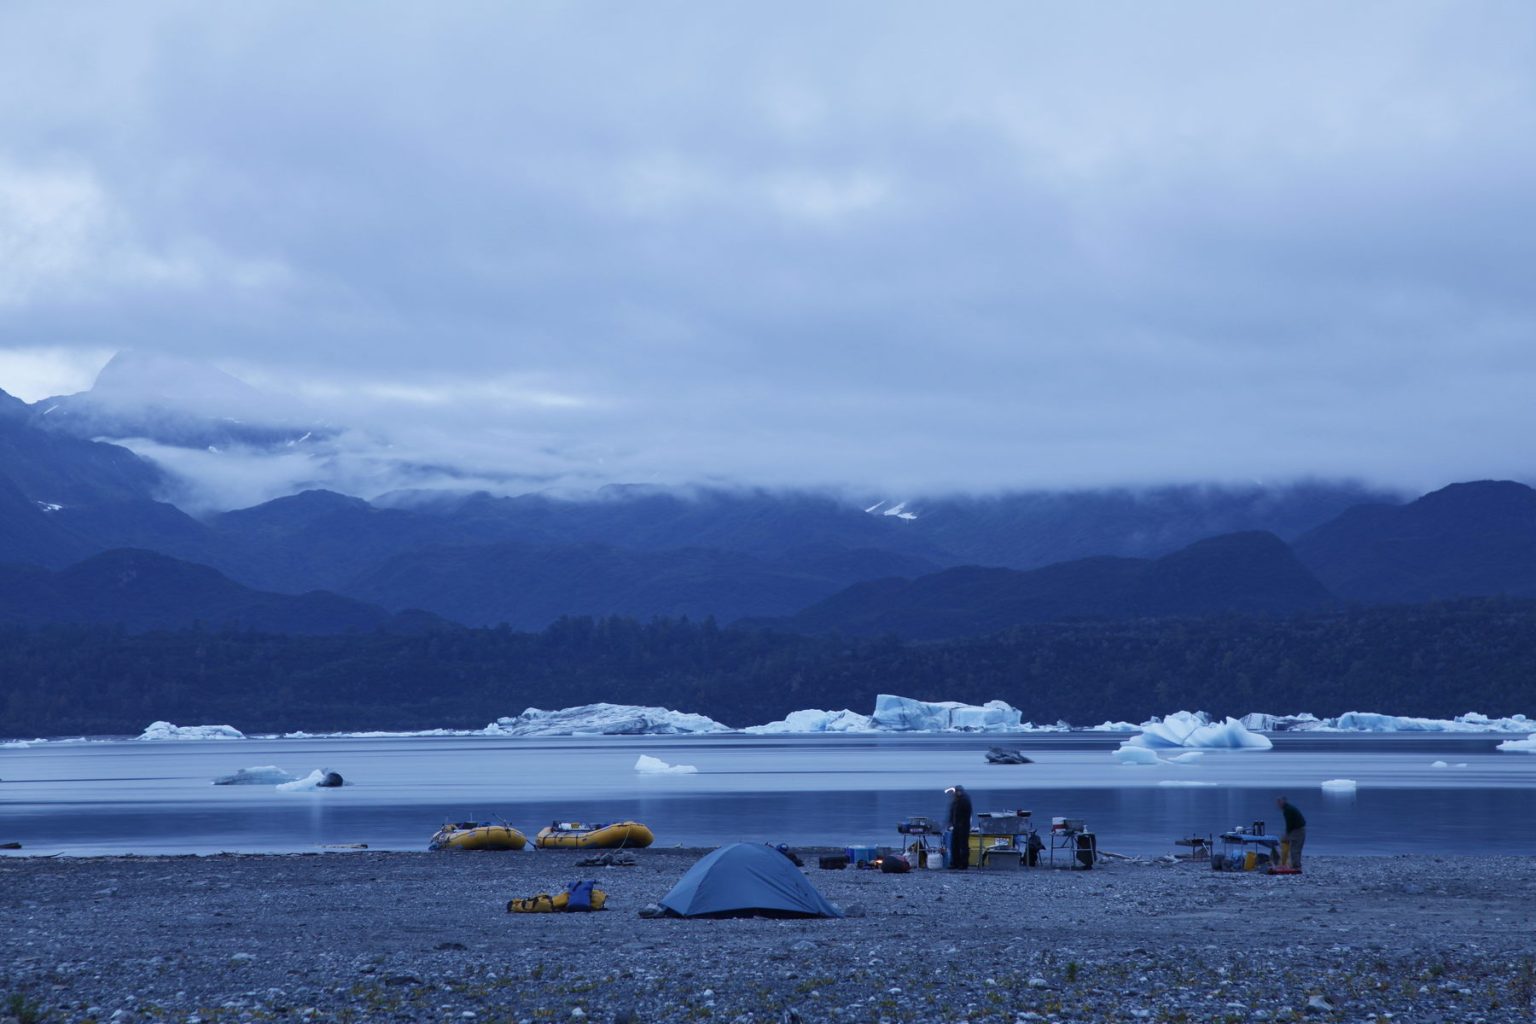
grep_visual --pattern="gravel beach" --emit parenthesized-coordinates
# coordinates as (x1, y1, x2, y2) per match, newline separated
(3, 850, 1534, 1023)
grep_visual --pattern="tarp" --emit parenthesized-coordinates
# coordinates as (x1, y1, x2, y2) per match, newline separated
(659, 842, 844, 918)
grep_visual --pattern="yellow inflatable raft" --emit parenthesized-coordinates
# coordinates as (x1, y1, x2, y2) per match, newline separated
(429, 822, 528, 852)
(534, 821, 655, 850)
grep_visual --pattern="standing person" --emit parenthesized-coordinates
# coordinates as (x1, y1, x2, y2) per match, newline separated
(1276, 796, 1306, 871)
(946, 785, 974, 870)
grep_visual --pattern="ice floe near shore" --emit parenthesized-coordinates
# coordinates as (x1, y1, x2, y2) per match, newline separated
(1123, 711, 1273, 750)
(1240, 711, 1535, 733)
(742, 695, 1058, 734)
(139, 721, 245, 741)
(1321, 778, 1358, 793)
(13, 700, 1536, 746)
(483, 703, 729, 737)
(744, 709, 875, 734)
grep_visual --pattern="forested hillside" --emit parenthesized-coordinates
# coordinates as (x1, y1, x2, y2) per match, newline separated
(5, 599, 1536, 736)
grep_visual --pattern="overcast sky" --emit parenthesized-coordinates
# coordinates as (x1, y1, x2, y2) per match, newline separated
(2, 1, 1534, 499)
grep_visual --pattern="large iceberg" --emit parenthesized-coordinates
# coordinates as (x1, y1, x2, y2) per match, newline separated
(139, 721, 245, 741)
(744, 709, 876, 734)
(1496, 735, 1536, 753)
(1124, 711, 1272, 750)
(870, 694, 1026, 732)
(482, 703, 728, 737)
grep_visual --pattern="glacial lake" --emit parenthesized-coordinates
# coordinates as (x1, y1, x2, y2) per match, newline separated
(2, 733, 1533, 857)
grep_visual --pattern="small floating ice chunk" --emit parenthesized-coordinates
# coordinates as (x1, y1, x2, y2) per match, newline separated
(1496, 734, 1536, 754)
(1431, 760, 1449, 768)
(139, 721, 245, 741)
(1157, 780, 1218, 787)
(1112, 745, 1162, 765)
(214, 766, 296, 786)
(1166, 751, 1204, 764)
(1321, 778, 1358, 793)
(634, 754, 697, 775)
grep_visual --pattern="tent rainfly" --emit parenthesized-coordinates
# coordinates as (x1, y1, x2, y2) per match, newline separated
(658, 842, 844, 918)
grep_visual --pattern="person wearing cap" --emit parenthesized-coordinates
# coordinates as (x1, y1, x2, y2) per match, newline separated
(945, 784, 974, 870)
(1276, 796, 1306, 870)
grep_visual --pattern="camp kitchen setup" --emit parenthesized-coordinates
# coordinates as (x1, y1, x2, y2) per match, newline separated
(1210, 820, 1286, 871)
(826, 808, 1098, 871)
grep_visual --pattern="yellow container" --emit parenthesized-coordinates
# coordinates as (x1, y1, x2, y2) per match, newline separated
(969, 835, 1013, 859)
(1243, 850, 1257, 871)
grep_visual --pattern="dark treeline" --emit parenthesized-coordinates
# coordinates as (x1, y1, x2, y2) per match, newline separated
(4, 599, 1536, 736)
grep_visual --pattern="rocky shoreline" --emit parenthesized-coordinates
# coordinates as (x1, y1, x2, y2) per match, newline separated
(4, 851, 1534, 1023)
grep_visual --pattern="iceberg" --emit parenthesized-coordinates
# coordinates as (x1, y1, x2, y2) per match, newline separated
(744, 709, 875, 734)
(213, 766, 296, 786)
(277, 769, 346, 791)
(870, 694, 1025, 732)
(1124, 711, 1272, 750)
(138, 721, 245, 741)
(1158, 780, 1218, 787)
(634, 754, 698, 775)
(1321, 778, 1358, 793)
(1239, 712, 1323, 732)
(1496, 734, 1536, 754)
(482, 703, 728, 737)
(1240, 710, 1534, 733)
(1112, 745, 1207, 766)
(1091, 721, 1141, 732)
(1330, 711, 1533, 733)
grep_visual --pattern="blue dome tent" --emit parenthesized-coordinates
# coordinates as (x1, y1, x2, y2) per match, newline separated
(659, 843, 844, 918)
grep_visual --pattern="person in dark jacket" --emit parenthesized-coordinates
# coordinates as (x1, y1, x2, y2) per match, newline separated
(1276, 796, 1306, 870)
(946, 785, 974, 870)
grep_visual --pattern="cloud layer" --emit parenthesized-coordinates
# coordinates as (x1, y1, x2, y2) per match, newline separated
(2, 1, 1534, 498)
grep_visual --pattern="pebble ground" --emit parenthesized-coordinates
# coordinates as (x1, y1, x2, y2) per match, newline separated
(3, 851, 1534, 1023)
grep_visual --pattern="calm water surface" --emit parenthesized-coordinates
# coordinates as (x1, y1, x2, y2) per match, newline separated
(2, 733, 1532, 857)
